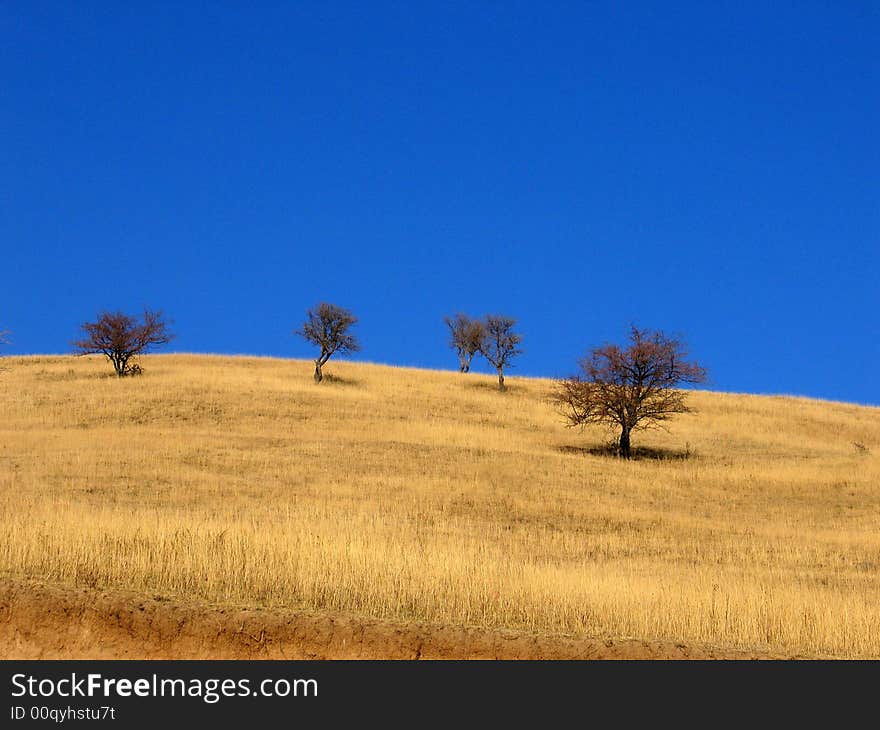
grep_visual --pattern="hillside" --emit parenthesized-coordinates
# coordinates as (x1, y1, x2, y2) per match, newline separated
(1, 354, 878, 658)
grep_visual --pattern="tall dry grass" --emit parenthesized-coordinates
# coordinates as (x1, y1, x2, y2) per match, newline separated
(1, 354, 878, 657)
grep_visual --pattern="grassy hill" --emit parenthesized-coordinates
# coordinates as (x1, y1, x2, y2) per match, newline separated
(1, 354, 878, 658)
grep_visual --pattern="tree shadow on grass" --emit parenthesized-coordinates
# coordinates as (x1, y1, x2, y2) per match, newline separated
(463, 380, 524, 395)
(320, 372, 363, 387)
(558, 443, 695, 461)
(33, 368, 119, 382)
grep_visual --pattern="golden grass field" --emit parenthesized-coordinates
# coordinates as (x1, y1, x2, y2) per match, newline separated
(1, 354, 879, 658)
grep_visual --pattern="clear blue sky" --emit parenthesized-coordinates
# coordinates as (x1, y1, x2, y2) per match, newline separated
(2, 3, 877, 403)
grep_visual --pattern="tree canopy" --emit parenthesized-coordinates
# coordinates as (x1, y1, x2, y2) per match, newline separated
(552, 326, 706, 458)
(73, 309, 173, 377)
(296, 302, 360, 382)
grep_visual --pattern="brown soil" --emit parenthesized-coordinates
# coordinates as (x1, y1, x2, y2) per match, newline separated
(0, 578, 799, 659)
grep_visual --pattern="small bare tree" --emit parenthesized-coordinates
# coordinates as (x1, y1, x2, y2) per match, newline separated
(444, 313, 485, 373)
(552, 326, 707, 458)
(73, 309, 173, 377)
(480, 315, 522, 391)
(296, 302, 360, 383)
(0, 329, 9, 371)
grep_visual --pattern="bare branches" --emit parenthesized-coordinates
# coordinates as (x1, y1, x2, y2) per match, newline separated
(296, 302, 360, 383)
(552, 326, 706, 458)
(0, 329, 9, 373)
(443, 313, 523, 390)
(72, 309, 174, 377)
(444, 313, 485, 373)
(480, 315, 523, 391)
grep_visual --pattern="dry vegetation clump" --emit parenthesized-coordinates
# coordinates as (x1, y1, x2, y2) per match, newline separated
(0, 354, 878, 657)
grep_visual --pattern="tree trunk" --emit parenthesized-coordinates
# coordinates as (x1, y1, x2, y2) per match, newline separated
(497, 368, 505, 391)
(314, 360, 323, 383)
(619, 426, 631, 459)
(459, 357, 469, 373)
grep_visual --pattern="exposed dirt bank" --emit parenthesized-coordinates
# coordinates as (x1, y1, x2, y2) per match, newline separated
(0, 578, 799, 659)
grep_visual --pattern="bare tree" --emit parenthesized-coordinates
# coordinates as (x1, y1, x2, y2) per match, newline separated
(296, 302, 360, 383)
(0, 329, 9, 371)
(444, 313, 485, 373)
(480, 315, 523, 391)
(552, 326, 707, 458)
(72, 309, 173, 377)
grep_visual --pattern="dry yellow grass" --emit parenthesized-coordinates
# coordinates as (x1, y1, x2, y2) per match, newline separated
(1, 354, 878, 657)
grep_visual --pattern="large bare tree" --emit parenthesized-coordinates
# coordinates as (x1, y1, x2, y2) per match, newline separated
(480, 315, 522, 391)
(444, 313, 485, 373)
(73, 309, 174, 377)
(552, 326, 706, 458)
(296, 302, 360, 383)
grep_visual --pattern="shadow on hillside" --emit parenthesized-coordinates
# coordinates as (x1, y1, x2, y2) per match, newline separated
(320, 373, 363, 387)
(463, 380, 524, 394)
(32, 368, 119, 382)
(558, 443, 695, 461)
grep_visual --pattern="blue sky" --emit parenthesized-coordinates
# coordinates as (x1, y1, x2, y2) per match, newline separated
(1, 3, 877, 403)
